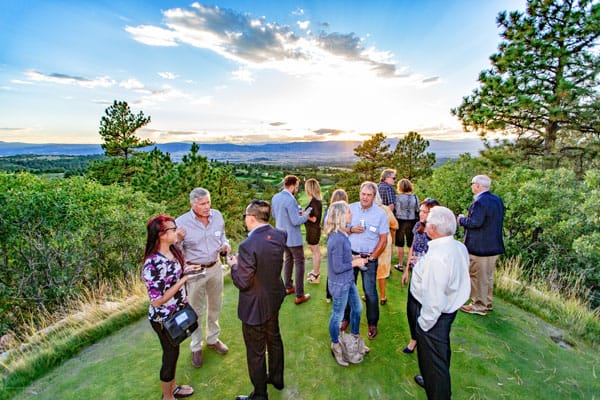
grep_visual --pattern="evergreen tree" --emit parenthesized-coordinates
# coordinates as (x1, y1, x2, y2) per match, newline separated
(99, 100, 153, 161)
(392, 131, 436, 180)
(452, 0, 600, 168)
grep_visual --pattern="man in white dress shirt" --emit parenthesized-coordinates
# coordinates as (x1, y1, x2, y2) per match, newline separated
(409, 206, 470, 400)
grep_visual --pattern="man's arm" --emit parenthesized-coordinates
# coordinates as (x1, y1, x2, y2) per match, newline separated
(370, 233, 387, 260)
(230, 243, 255, 291)
(459, 200, 486, 229)
(417, 254, 450, 331)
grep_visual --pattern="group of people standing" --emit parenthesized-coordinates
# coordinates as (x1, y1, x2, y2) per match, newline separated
(141, 171, 504, 400)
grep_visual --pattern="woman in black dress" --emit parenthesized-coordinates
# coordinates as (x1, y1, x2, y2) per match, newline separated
(305, 178, 323, 284)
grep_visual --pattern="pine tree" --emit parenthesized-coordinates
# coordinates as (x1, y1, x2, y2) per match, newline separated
(452, 0, 600, 168)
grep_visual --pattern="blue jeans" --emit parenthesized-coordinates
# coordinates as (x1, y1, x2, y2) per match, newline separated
(344, 259, 379, 326)
(329, 283, 362, 343)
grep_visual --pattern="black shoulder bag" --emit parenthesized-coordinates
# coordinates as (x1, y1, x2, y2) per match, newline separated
(162, 303, 198, 346)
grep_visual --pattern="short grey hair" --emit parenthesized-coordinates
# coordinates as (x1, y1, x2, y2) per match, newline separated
(380, 168, 396, 182)
(426, 206, 457, 236)
(360, 181, 377, 195)
(472, 175, 491, 188)
(190, 187, 210, 204)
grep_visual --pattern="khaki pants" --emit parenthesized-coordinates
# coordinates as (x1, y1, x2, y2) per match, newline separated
(468, 254, 498, 309)
(186, 265, 223, 352)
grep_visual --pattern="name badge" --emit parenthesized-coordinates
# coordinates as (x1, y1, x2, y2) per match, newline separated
(369, 226, 377, 233)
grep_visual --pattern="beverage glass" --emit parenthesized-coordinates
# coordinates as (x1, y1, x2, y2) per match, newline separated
(358, 252, 370, 271)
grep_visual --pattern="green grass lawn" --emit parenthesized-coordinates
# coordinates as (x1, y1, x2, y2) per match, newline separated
(10, 259, 600, 400)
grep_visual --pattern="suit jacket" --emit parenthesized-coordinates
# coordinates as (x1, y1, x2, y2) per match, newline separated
(231, 224, 287, 326)
(271, 190, 308, 247)
(460, 191, 505, 257)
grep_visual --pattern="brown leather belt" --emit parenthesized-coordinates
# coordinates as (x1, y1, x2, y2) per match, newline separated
(187, 261, 217, 269)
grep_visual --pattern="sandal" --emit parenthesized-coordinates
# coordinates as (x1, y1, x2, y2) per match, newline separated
(379, 297, 387, 305)
(173, 385, 194, 398)
(307, 271, 320, 284)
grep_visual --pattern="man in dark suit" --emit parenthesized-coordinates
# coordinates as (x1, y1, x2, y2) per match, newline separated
(457, 175, 505, 316)
(228, 200, 287, 400)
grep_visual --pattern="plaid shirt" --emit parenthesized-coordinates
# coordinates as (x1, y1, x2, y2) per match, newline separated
(378, 182, 396, 207)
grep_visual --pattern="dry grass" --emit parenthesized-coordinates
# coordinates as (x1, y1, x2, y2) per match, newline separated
(495, 256, 600, 346)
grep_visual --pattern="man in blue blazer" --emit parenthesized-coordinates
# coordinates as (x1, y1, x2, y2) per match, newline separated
(229, 200, 287, 400)
(458, 175, 505, 316)
(271, 175, 311, 304)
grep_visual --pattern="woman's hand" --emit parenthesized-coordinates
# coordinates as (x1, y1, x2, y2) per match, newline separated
(401, 268, 410, 288)
(352, 257, 367, 268)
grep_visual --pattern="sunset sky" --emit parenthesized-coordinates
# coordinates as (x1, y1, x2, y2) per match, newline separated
(0, 0, 525, 144)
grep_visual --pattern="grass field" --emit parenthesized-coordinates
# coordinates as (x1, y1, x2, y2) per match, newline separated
(8, 251, 600, 400)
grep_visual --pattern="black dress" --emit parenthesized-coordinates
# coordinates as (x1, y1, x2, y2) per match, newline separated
(304, 198, 322, 245)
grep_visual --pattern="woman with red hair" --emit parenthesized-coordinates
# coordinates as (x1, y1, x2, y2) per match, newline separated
(142, 215, 194, 400)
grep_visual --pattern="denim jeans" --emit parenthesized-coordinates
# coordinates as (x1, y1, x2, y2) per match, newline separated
(329, 283, 362, 343)
(343, 259, 379, 326)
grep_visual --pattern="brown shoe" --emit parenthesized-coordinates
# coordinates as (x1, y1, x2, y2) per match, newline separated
(207, 339, 229, 354)
(191, 349, 203, 367)
(460, 304, 487, 316)
(294, 293, 311, 304)
(367, 325, 377, 340)
(285, 286, 295, 295)
(339, 320, 349, 332)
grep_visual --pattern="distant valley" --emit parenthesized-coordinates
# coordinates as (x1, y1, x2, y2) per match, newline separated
(0, 139, 484, 165)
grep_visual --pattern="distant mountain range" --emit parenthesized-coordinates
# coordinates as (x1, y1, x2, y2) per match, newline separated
(0, 139, 484, 165)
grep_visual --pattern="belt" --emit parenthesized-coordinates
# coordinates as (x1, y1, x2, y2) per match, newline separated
(351, 251, 371, 256)
(187, 261, 217, 269)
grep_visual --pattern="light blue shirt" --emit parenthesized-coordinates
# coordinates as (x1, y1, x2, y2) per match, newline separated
(271, 189, 308, 247)
(176, 209, 229, 264)
(348, 202, 389, 253)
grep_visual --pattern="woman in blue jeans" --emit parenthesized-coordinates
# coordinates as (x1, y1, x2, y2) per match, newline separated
(324, 201, 367, 366)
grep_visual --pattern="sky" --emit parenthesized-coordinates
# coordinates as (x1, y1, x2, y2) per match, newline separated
(0, 0, 526, 145)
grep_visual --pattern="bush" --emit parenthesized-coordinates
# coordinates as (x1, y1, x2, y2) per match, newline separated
(0, 172, 162, 336)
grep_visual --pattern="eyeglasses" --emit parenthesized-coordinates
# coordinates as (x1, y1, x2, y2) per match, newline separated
(389, 176, 396, 180)
(471, 182, 477, 185)
(243, 213, 255, 219)
(162, 226, 177, 232)
(424, 198, 437, 204)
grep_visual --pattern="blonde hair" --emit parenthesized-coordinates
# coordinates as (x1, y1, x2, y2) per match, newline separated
(323, 201, 349, 236)
(304, 178, 321, 200)
(330, 188, 348, 204)
(397, 178, 413, 194)
(329, 189, 348, 204)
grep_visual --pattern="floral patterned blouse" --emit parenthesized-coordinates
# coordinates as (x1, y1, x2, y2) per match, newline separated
(411, 221, 430, 255)
(142, 252, 187, 322)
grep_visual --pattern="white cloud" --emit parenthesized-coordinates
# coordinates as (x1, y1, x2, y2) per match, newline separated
(125, 3, 409, 80)
(158, 71, 177, 80)
(297, 20, 310, 30)
(119, 78, 144, 89)
(24, 70, 116, 88)
(231, 68, 255, 83)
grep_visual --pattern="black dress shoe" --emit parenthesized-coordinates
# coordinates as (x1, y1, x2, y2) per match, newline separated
(235, 393, 268, 400)
(414, 374, 425, 388)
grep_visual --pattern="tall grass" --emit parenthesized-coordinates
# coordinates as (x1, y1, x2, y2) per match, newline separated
(0, 274, 148, 400)
(495, 256, 600, 347)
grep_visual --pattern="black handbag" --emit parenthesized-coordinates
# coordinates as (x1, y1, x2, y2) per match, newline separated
(163, 303, 198, 346)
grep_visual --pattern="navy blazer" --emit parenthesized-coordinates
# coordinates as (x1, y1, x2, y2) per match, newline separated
(231, 224, 287, 326)
(459, 191, 505, 257)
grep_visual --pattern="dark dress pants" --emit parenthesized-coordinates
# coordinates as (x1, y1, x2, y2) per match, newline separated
(414, 301, 457, 400)
(242, 314, 284, 399)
